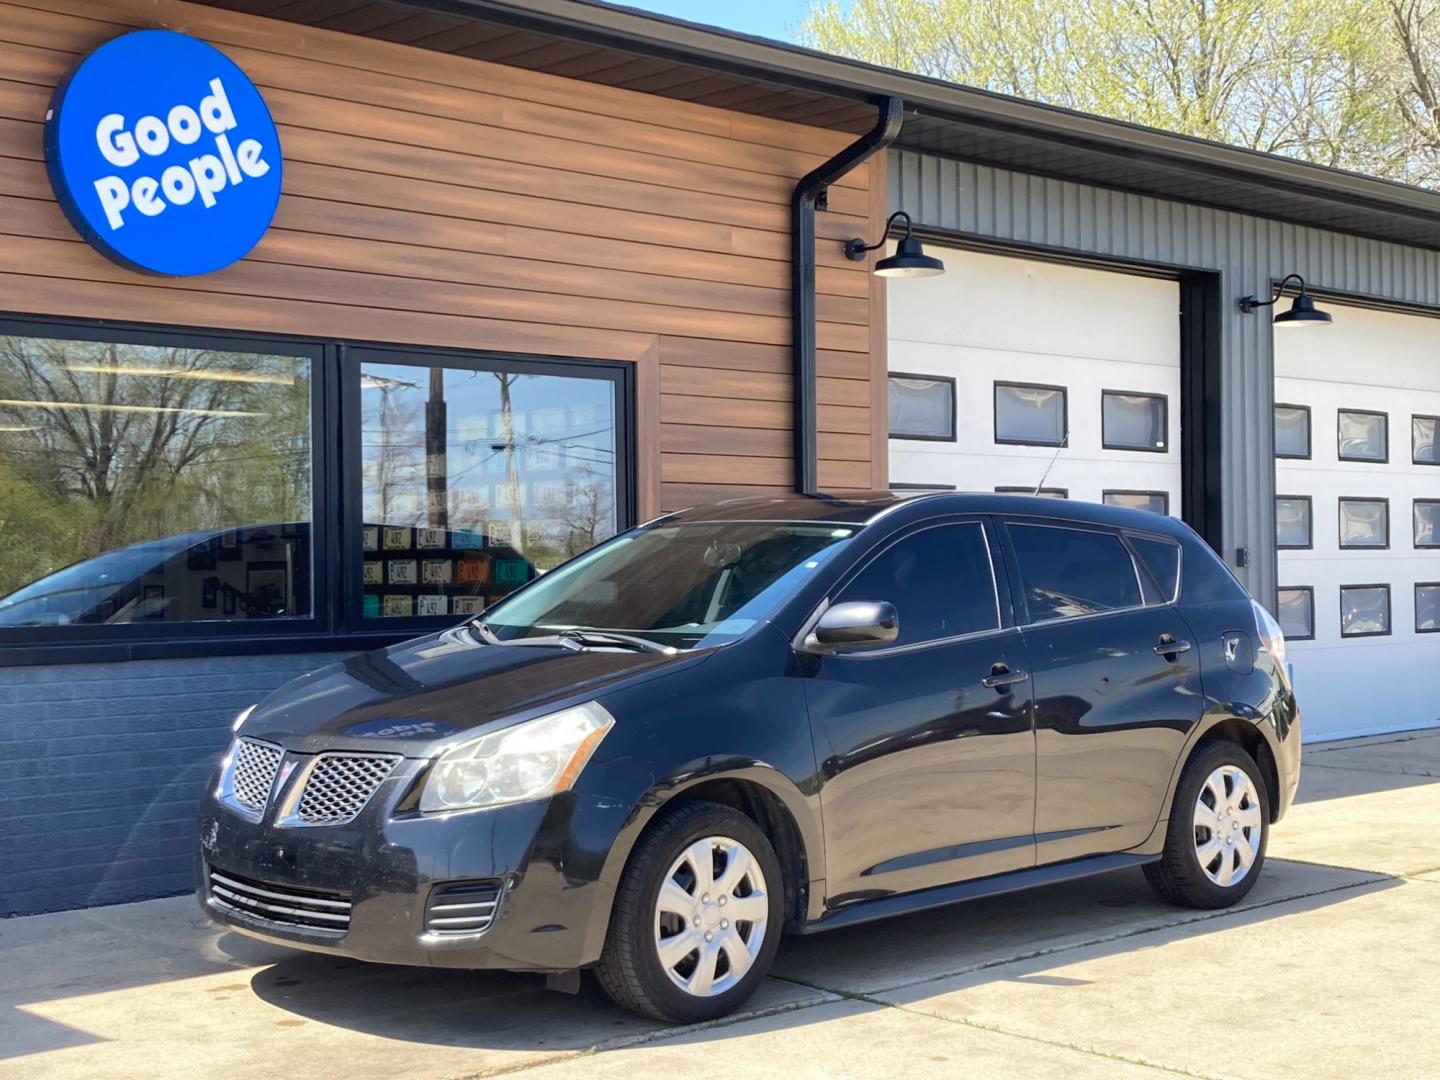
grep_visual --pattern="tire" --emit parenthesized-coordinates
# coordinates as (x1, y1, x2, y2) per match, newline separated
(595, 800, 784, 1023)
(1145, 739, 1270, 909)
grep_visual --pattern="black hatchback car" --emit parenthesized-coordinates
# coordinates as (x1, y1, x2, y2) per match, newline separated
(199, 492, 1301, 1023)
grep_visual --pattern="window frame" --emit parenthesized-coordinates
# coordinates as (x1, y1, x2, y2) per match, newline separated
(1276, 585, 1315, 641)
(0, 315, 636, 663)
(812, 517, 1010, 658)
(1414, 500, 1440, 550)
(887, 371, 957, 442)
(1339, 583, 1391, 639)
(1413, 414, 1440, 466)
(1104, 490, 1171, 515)
(1336, 408, 1389, 464)
(996, 486, 1068, 499)
(1337, 496, 1390, 551)
(1100, 389, 1170, 453)
(1275, 494, 1313, 550)
(340, 344, 634, 636)
(1274, 402, 1312, 460)
(0, 315, 333, 656)
(1415, 582, 1440, 634)
(993, 381, 1068, 448)
(998, 517, 1150, 627)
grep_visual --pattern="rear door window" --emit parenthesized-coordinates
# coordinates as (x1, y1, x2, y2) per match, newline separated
(1006, 523, 1142, 622)
(836, 522, 999, 647)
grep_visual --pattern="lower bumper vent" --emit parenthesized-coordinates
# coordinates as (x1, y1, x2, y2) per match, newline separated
(425, 881, 502, 935)
(208, 867, 351, 933)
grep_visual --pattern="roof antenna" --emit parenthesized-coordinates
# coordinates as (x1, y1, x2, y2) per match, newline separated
(1034, 429, 1069, 496)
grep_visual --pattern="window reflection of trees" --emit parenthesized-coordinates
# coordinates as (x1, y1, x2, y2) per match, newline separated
(360, 365, 617, 576)
(0, 335, 310, 598)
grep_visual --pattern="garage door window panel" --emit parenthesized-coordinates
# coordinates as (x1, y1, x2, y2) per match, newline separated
(1338, 498, 1389, 549)
(1102, 391, 1168, 452)
(1415, 415, 1440, 466)
(1277, 587, 1314, 641)
(996, 486, 1068, 499)
(889, 374, 956, 441)
(1416, 584, 1440, 633)
(1337, 410, 1388, 463)
(1415, 501, 1440, 548)
(1006, 523, 1144, 623)
(1340, 584, 1390, 638)
(1275, 496, 1312, 550)
(994, 383, 1067, 447)
(835, 523, 1000, 648)
(1104, 491, 1169, 515)
(1274, 404, 1311, 459)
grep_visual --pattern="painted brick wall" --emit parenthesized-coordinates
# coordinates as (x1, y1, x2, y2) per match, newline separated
(0, 652, 346, 916)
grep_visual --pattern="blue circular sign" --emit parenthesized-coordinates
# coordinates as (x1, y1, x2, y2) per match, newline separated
(45, 30, 283, 277)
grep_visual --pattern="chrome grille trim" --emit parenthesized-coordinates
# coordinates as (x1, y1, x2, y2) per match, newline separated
(223, 738, 282, 818)
(207, 868, 351, 933)
(424, 881, 502, 935)
(288, 752, 402, 826)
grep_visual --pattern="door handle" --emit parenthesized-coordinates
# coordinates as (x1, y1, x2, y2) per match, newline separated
(1154, 635, 1193, 659)
(983, 664, 1029, 691)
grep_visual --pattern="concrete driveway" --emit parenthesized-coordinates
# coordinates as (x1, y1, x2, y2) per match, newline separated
(4, 729, 1437, 1080)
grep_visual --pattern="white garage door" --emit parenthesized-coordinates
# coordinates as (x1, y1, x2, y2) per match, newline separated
(1274, 302, 1440, 741)
(888, 246, 1182, 515)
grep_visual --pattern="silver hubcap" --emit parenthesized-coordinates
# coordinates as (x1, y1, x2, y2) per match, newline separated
(654, 836, 769, 997)
(1194, 765, 1263, 887)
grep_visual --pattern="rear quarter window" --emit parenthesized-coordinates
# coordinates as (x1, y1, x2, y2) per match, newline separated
(1127, 534, 1181, 604)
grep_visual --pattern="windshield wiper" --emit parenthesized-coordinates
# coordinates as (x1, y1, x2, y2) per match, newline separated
(558, 629, 674, 654)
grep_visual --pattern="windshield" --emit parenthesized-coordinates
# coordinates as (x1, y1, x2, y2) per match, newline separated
(481, 520, 857, 649)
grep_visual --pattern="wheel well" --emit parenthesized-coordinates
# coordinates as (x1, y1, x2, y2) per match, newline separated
(665, 779, 809, 928)
(1195, 719, 1281, 819)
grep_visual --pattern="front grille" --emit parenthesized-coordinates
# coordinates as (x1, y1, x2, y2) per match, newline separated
(425, 881, 503, 935)
(208, 867, 351, 933)
(231, 738, 282, 812)
(293, 753, 401, 826)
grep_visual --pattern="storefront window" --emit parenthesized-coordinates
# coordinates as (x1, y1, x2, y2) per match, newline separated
(0, 332, 312, 628)
(356, 357, 620, 620)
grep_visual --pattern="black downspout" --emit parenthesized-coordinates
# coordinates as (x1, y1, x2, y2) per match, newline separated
(791, 96, 903, 495)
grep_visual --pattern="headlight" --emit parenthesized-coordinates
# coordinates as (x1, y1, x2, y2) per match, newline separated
(420, 702, 615, 814)
(232, 704, 256, 733)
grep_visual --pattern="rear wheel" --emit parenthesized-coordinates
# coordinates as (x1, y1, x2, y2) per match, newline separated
(595, 800, 783, 1023)
(1145, 740, 1269, 909)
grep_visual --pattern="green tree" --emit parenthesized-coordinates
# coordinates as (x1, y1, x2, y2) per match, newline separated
(800, 0, 1431, 184)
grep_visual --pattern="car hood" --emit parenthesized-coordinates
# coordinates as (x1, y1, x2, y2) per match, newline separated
(240, 626, 707, 754)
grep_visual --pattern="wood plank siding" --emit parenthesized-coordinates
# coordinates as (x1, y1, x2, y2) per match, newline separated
(0, 0, 886, 516)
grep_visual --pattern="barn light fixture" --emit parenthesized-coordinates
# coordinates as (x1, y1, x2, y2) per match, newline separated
(1239, 273, 1332, 327)
(845, 210, 946, 278)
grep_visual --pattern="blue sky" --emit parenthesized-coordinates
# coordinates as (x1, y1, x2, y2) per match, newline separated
(621, 0, 814, 44)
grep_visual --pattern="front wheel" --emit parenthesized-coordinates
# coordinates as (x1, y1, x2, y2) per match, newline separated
(1145, 740, 1270, 909)
(595, 800, 784, 1023)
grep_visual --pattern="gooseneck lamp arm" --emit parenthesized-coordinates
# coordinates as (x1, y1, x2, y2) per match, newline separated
(845, 210, 914, 261)
(1239, 273, 1307, 314)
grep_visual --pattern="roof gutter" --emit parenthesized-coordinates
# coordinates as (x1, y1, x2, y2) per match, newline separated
(792, 97, 903, 495)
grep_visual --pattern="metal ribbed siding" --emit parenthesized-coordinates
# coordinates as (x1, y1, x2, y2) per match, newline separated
(890, 149, 1440, 604)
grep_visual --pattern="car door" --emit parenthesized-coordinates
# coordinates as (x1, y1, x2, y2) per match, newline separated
(998, 519, 1203, 865)
(800, 518, 1036, 908)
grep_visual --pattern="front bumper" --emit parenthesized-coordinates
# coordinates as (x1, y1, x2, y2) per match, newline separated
(197, 757, 633, 971)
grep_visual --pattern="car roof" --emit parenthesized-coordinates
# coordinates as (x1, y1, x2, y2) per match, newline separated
(663, 491, 1191, 538)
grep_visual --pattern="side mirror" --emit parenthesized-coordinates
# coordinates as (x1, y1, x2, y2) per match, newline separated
(807, 600, 899, 652)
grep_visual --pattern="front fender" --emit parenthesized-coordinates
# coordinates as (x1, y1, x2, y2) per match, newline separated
(572, 758, 824, 966)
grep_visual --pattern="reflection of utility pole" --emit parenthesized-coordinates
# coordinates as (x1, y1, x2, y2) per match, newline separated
(361, 373, 420, 521)
(426, 367, 448, 531)
(497, 373, 523, 550)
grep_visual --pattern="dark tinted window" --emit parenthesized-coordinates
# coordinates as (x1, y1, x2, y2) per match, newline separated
(1008, 524, 1141, 621)
(837, 523, 997, 647)
(1129, 535, 1181, 604)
